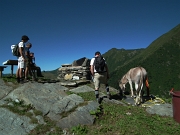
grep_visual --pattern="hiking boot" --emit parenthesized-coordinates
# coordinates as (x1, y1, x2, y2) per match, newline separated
(24, 78, 29, 82)
(16, 78, 20, 83)
(96, 98, 101, 104)
(107, 94, 111, 99)
(20, 80, 24, 84)
(33, 78, 38, 82)
(38, 75, 44, 77)
(19, 78, 24, 84)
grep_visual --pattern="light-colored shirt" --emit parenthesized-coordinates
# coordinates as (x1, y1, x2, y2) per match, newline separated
(18, 41, 25, 58)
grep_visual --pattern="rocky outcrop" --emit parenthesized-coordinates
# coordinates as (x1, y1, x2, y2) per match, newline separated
(0, 108, 36, 135)
(146, 103, 173, 117)
(56, 101, 99, 128)
(72, 57, 88, 66)
(0, 79, 13, 100)
(5, 82, 69, 115)
(0, 78, 174, 134)
(0, 79, 100, 134)
(57, 57, 91, 80)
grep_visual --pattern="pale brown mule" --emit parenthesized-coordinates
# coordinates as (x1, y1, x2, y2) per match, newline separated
(119, 67, 149, 105)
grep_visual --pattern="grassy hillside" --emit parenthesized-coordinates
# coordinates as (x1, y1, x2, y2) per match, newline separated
(103, 48, 144, 73)
(105, 24, 180, 98)
(41, 68, 59, 79)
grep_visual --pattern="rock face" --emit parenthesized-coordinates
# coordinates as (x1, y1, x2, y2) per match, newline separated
(0, 79, 100, 134)
(5, 82, 69, 115)
(4, 83, 100, 126)
(146, 103, 173, 117)
(72, 57, 90, 67)
(0, 108, 36, 135)
(57, 101, 99, 129)
(0, 79, 13, 100)
(58, 57, 91, 80)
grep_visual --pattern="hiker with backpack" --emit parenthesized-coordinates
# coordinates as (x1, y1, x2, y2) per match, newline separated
(90, 51, 111, 103)
(24, 43, 36, 81)
(15, 35, 30, 83)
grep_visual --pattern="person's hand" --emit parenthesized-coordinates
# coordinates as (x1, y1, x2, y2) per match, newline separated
(22, 57, 26, 62)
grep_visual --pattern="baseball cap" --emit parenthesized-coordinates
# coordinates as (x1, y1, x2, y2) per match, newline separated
(21, 35, 29, 40)
(95, 51, 101, 55)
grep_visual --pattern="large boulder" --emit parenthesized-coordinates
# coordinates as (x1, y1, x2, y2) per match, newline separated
(82, 58, 90, 67)
(0, 108, 36, 135)
(2, 81, 100, 130)
(72, 57, 87, 66)
(0, 79, 13, 99)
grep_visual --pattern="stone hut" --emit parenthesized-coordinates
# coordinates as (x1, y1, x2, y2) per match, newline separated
(57, 57, 91, 80)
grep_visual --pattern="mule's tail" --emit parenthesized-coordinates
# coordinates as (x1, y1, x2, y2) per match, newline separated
(145, 76, 150, 96)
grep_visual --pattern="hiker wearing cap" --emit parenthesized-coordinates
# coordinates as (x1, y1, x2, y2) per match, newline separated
(16, 35, 29, 83)
(90, 51, 111, 103)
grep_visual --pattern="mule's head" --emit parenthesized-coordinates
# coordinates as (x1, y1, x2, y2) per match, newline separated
(135, 96, 141, 106)
(119, 81, 125, 92)
(119, 75, 128, 92)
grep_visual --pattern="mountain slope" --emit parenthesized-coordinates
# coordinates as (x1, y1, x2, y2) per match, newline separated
(104, 24, 180, 98)
(42, 68, 59, 79)
(102, 48, 144, 73)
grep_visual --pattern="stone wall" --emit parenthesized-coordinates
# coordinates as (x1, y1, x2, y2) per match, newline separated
(57, 57, 91, 80)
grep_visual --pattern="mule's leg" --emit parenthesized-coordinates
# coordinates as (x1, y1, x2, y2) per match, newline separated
(135, 91, 142, 105)
(140, 85, 143, 103)
(134, 83, 139, 97)
(129, 81, 134, 97)
(135, 90, 139, 105)
(138, 84, 144, 103)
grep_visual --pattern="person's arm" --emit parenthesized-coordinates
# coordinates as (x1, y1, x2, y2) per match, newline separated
(90, 58, 95, 76)
(90, 65, 94, 76)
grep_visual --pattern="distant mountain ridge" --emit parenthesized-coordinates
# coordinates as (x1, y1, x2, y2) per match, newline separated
(103, 48, 144, 72)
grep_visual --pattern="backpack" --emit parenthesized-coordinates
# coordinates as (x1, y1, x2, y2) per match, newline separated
(94, 56, 106, 72)
(11, 44, 20, 56)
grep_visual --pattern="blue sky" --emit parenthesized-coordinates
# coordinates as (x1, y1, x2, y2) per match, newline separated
(0, 0, 180, 73)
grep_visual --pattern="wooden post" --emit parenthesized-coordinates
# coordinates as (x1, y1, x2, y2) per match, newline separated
(0, 67, 4, 78)
(11, 65, 14, 76)
(0, 70, 2, 78)
(0, 66, 7, 78)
